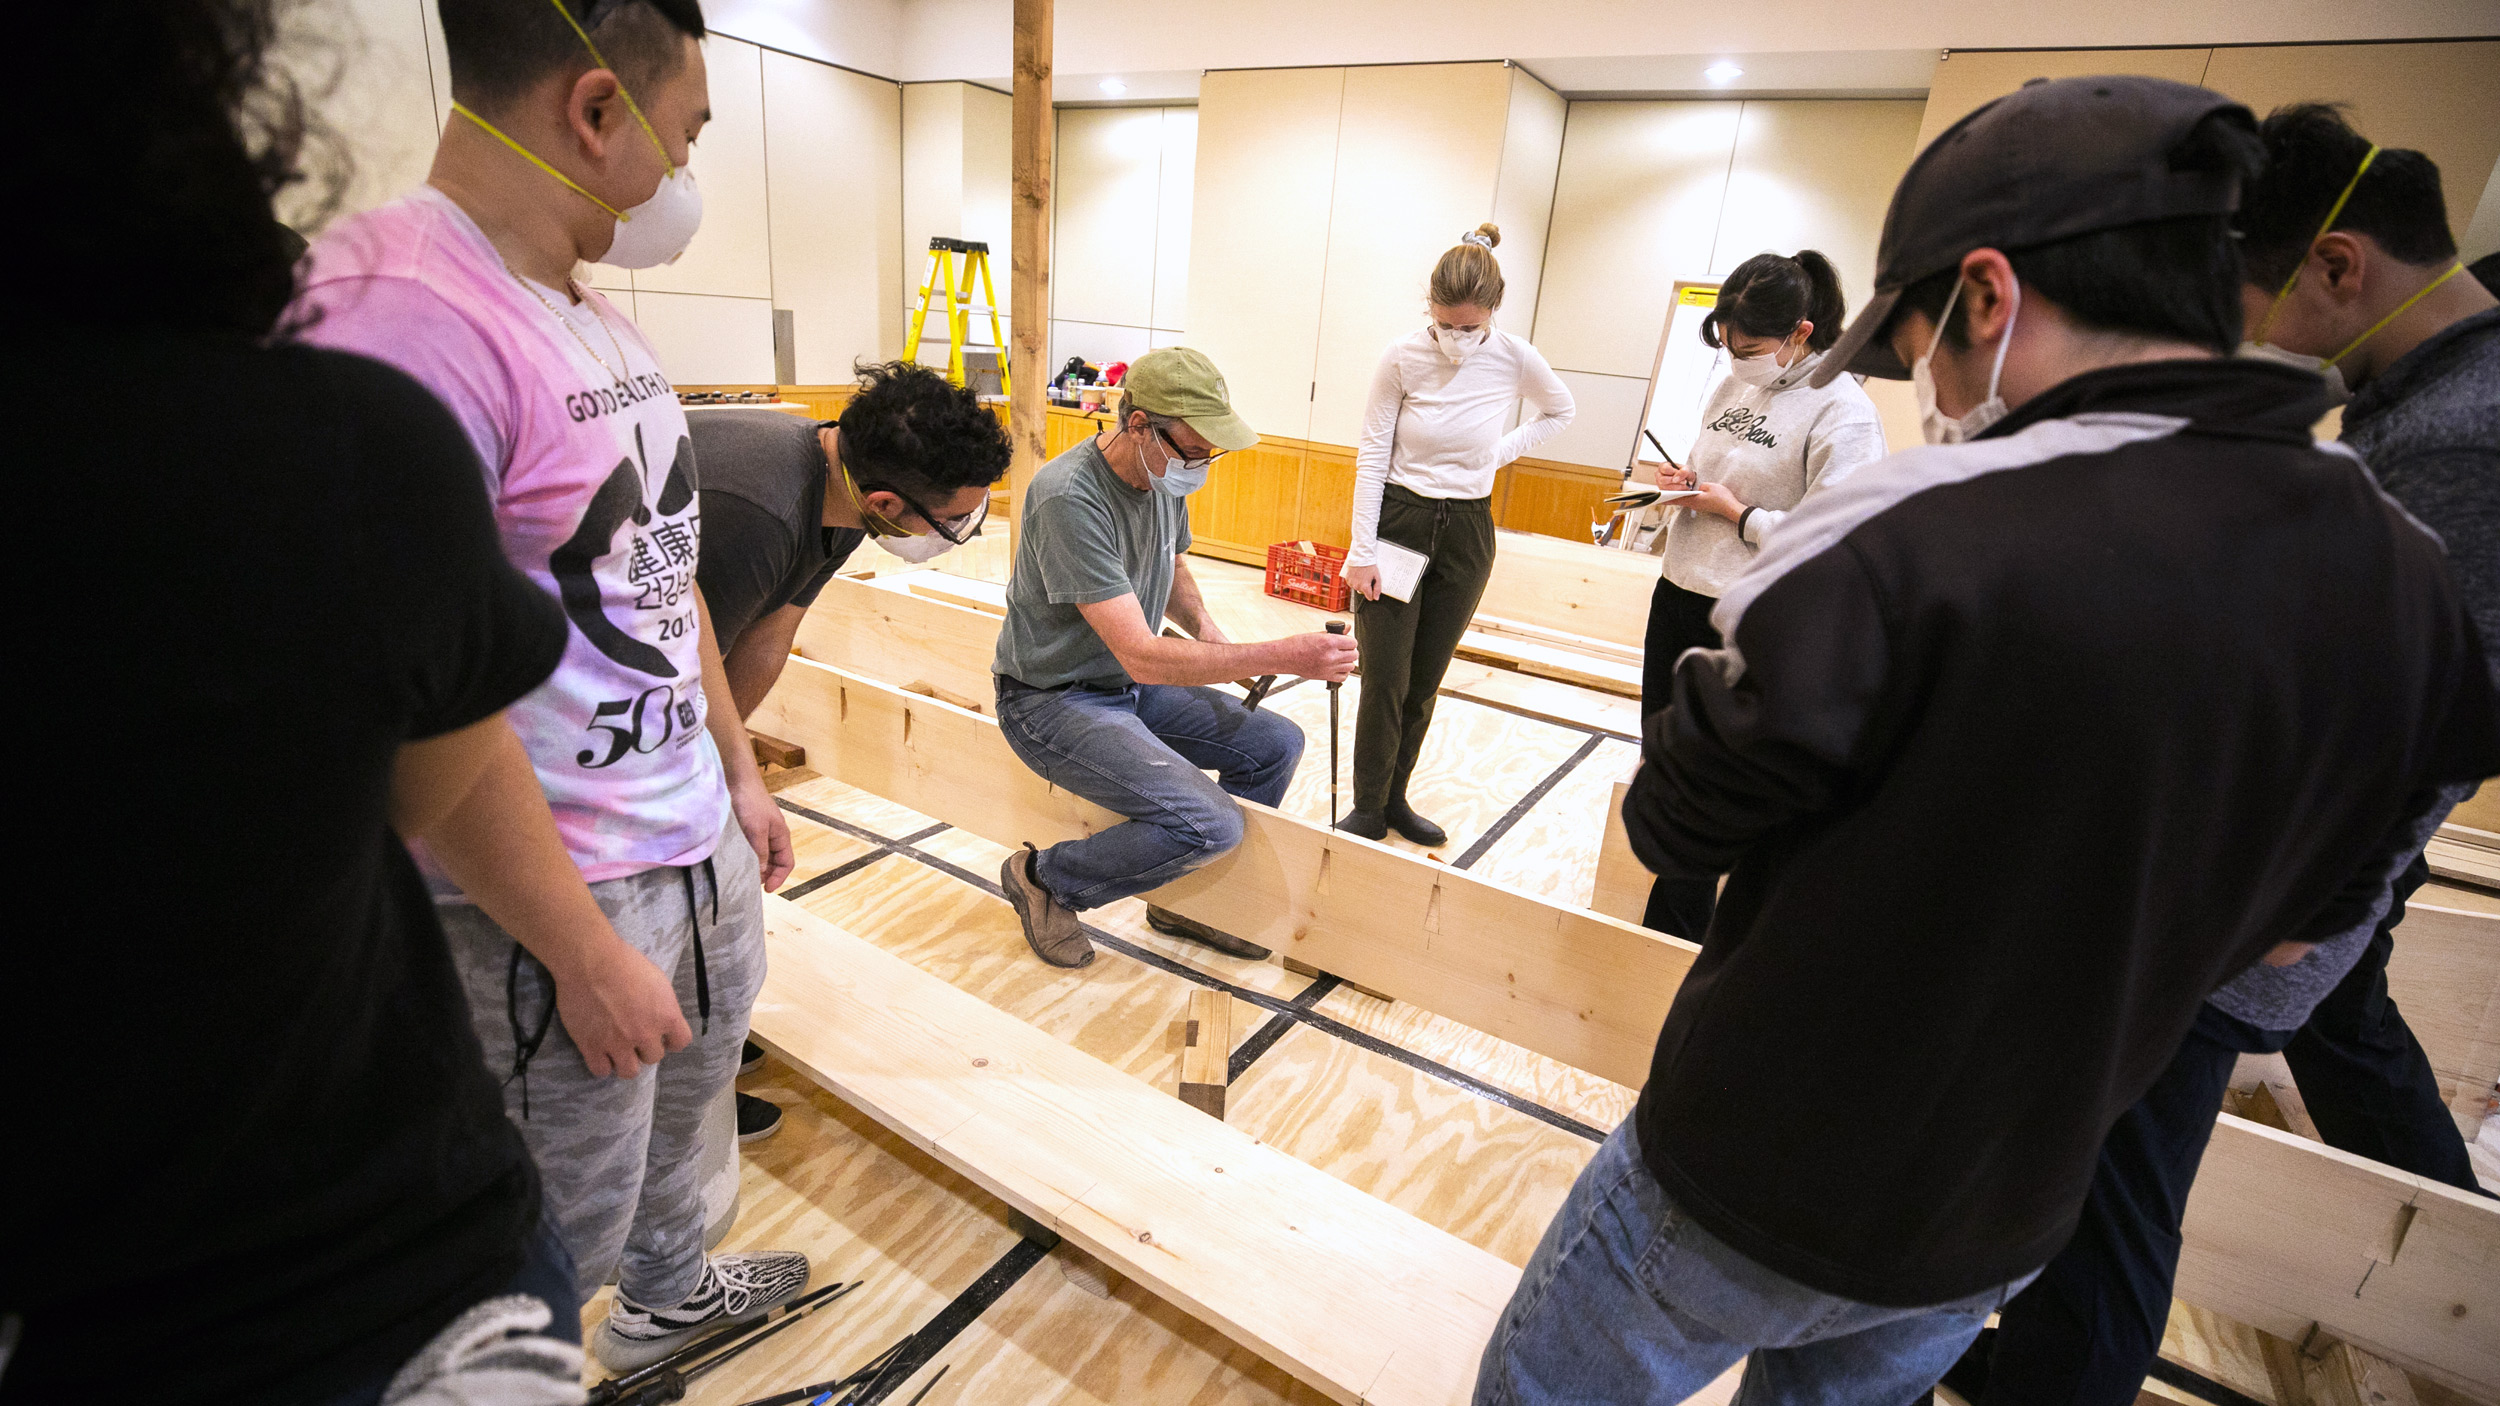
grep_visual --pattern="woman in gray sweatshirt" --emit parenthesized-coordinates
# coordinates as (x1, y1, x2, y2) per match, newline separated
(1638, 250, 1888, 940)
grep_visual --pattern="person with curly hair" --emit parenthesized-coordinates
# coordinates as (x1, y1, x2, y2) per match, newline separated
(695, 360, 1012, 721)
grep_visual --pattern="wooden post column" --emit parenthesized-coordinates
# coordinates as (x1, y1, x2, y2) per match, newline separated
(1007, 0, 1053, 553)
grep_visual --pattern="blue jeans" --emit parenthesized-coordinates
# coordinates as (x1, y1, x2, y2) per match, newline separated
(1477, 1121, 2036, 1406)
(995, 678, 1303, 910)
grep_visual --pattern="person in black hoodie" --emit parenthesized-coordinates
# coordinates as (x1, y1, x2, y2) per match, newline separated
(1472, 76, 2500, 1406)
(1941, 103, 2500, 1406)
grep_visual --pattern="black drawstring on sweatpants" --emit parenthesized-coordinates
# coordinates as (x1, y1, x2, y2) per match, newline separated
(505, 945, 559, 1121)
(680, 856, 718, 1035)
(503, 855, 719, 1119)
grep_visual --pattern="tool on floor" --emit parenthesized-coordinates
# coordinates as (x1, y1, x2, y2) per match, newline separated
(603, 1281, 861, 1406)
(589, 1281, 855, 1405)
(898, 1364, 950, 1406)
(1326, 620, 1348, 826)
(736, 1334, 912, 1406)
(900, 237, 1010, 394)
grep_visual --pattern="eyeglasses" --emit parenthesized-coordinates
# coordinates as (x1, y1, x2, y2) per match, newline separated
(1151, 424, 1226, 470)
(875, 482, 989, 546)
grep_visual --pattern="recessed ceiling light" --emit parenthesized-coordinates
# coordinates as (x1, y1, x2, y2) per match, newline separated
(1099, 77, 1128, 97)
(1704, 61, 1744, 84)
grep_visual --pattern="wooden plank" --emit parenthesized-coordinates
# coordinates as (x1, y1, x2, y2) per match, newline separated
(1475, 529, 1659, 650)
(749, 655, 1699, 1089)
(910, 577, 1007, 616)
(2425, 835, 2500, 890)
(1592, 765, 1647, 924)
(1178, 987, 1232, 1119)
(2382, 902, 2500, 1097)
(1471, 613, 1645, 667)
(750, 896, 1521, 1406)
(749, 730, 806, 769)
(2174, 1117, 2500, 1396)
(796, 576, 1002, 716)
(1453, 629, 1642, 697)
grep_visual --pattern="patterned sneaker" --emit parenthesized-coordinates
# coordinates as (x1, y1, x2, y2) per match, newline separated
(592, 1250, 812, 1372)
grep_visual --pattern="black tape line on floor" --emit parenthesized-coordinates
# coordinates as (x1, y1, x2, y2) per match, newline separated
(1225, 974, 1337, 1083)
(1452, 732, 1609, 872)
(856, 1236, 1052, 1404)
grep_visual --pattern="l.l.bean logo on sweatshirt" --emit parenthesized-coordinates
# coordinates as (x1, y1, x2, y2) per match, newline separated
(1705, 406, 1779, 449)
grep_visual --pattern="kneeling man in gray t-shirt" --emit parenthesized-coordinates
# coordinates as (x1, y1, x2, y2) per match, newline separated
(992, 348, 1358, 968)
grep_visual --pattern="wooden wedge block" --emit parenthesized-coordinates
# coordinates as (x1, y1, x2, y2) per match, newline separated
(1177, 988, 1230, 1120)
(749, 731, 806, 769)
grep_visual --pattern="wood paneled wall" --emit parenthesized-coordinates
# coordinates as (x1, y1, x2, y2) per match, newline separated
(682, 390, 1613, 557)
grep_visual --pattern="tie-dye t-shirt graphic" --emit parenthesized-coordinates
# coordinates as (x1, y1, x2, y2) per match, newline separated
(298, 186, 727, 880)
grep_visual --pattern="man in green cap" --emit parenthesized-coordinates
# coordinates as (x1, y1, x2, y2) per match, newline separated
(993, 347, 1359, 968)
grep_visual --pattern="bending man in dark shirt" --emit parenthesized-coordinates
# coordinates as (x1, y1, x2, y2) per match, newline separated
(694, 360, 1012, 719)
(1475, 77, 2500, 1406)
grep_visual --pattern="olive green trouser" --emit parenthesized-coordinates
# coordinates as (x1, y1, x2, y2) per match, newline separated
(1351, 483, 1496, 814)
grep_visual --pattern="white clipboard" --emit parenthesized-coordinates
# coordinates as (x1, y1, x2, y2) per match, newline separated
(1373, 540, 1429, 603)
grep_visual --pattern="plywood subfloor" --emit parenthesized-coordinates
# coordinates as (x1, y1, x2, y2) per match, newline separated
(600, 712, 2391, 1404)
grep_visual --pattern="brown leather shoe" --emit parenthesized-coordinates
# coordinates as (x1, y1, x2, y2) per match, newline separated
(1001, 844, 1093, 968)
(1144, 904, 1272, 960)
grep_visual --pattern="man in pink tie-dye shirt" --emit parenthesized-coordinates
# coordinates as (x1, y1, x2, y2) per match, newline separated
(296, 0, 807, 1372)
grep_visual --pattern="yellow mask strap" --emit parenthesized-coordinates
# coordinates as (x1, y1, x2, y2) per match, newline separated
(542, 0, 678, 176)
(2326, 260, 2468, 368)
(452, 102, 630, 222)
(839, 460, 911, 538)
(2254, 144, 2379, 346)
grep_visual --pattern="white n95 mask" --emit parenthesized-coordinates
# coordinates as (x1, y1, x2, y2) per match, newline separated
(874, 529, 957, 563)
(1435, 325, 1487, 363)
(600, 164, 703, 269)
(1913, 276, 2019, 445)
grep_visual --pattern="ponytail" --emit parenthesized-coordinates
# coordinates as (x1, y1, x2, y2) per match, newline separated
(1700, 249, 1850, 351)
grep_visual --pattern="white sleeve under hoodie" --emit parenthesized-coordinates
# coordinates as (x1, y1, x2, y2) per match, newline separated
(1348, 328, 1575, 567)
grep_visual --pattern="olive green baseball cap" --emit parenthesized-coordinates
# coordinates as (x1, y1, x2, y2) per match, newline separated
(1120, 347, 1259, 452)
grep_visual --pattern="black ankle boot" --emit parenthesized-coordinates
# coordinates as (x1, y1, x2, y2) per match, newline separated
(1385, 800, 1447, 847)
(1334, 808, 1388, 840)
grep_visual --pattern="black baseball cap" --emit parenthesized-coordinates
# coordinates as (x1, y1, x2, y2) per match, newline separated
(1812, 75, 2257, 386)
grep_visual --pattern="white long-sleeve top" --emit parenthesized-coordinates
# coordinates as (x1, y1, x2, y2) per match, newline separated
(1347, 326, 1575, 567)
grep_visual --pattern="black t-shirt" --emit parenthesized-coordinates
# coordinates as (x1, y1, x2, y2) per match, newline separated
(8, 327, 569, 1402)
(688, 409, 867, 648)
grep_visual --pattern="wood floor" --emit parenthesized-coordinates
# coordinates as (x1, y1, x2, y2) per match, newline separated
(585, 549, 2495, 1405)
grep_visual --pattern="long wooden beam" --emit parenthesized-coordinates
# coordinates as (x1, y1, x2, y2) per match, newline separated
(751, 655, 1695, 1087)
(753, 645, 2500, 1392)
(751, 897, 1525, 1406)
(1475, 529, 1661, 650)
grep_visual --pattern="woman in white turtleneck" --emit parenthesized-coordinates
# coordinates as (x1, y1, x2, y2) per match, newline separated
(1637, 249, 1887, 939)
(1339, 223, 1575, 847)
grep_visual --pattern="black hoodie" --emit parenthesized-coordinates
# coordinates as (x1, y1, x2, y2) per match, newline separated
(1624, 357, 2500, 1307)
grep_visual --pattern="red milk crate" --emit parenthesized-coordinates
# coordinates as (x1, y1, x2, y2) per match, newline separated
(1263, 540, 1351, 612)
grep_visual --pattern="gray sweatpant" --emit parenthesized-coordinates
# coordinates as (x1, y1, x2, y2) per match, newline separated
(442, 812, 765, 1307)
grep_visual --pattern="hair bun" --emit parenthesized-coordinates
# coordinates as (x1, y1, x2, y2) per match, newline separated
(1462, 223, 1501, 249)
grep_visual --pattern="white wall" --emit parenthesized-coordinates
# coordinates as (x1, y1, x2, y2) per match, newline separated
(1532, 98, 1927, 469)
(288, 6, 904, 387)
(707, 0, 903, 79)
(1049, 107, 1196, 377)
(901, 81, 1014, 373)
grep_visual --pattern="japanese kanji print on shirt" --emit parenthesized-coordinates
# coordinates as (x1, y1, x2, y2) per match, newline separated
(296, 186, 728, 881)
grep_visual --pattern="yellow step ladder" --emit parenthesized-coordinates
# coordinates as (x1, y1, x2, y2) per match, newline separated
(901, 236, 1011, 395)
